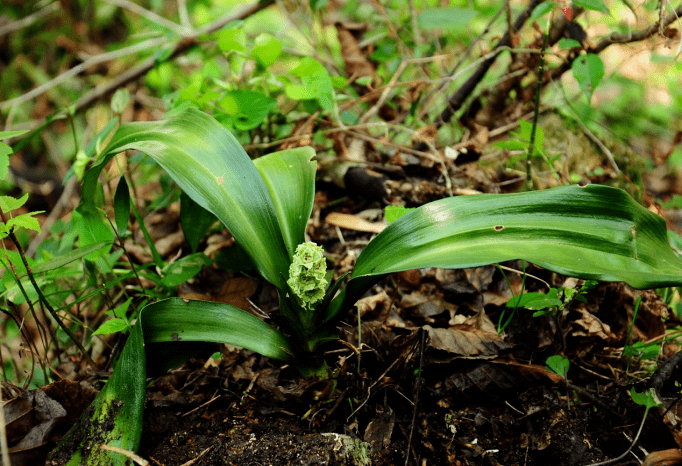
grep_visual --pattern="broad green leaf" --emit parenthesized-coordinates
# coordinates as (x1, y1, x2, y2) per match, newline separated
(287, 57, 334, 112)
(417, 8, 477, 32)
(516, 120, 544, 153)
(49, 320, 146, 466)
(574, 0, 609, 13)
(114, 177, 130, 236)
(252, 33, 282, 68)
(506, 289, 562, 310)
(51, 298, 294, 464)
(546, 355, 570, 379)
(180, 192, 218, 253)
(0, 193, 29, 212)
(385, 205, 415, 223)
(73, 205, 114, 261)
(340, 110, 359, 125)
(87, 108, 290, 289)
(109, 297, 133, 319)
(219, 90, 277, 130)
(253, 147, 316, 260)
(160, 253, 212, 288)
(529, 2, 555, 23)
(630, 388, 663, 409)
(140, 298, 294, 361)
(0, 143, 9, 179)
(494, 139, 527, 151)
(84, 117, 120, 164)
(310, 0, 329, 11)
(0, 130, 30, 139)
(572, 54, 605, 102)
(328, 185, 682, 320)
(217, 26, 246, 52)
(92, 318, 129, 336)
(623, 341, 661, 360)
(558, 38, 582, 50)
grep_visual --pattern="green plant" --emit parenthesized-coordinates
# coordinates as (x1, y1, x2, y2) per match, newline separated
(499, 277, 598, 336)
(546, 354, 570, 379)
(51, 108, 682, 465)
(586, 388, 663, 466)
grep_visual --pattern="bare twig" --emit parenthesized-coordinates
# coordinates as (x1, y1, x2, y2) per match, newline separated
(177, 0, 192, 29)
(585, 405, 651, 466)
(346, 130, 442, 163)
(574, 115, 620, 174)
(665, 0, 682, 57)
(3, 1, 274, 135)
(0, 36, 168, 111)
(101, 0, 191, 36)
(546, 1, 682, 87)
(404, 328, 426, 466)
(0, 383, 9, 466)
(433, 0, 543, 127)
(26, 175, 78, 257)
(99, 445, 149, 466)
(359, 56, 447, 124)
(412, 5, 504, 125)
(408, 0, 422, 46)
(0, 2, 60, 38)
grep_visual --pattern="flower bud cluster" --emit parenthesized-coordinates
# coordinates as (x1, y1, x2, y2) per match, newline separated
(287, 242, 328, 310)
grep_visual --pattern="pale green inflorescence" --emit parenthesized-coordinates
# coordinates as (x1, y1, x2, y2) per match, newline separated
(287, 242, 328, 310)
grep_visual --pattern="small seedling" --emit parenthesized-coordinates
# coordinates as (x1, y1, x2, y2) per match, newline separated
(545, 354, 570, 379)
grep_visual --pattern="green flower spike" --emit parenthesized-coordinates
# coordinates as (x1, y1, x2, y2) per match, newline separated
(287, 242, 328, 310)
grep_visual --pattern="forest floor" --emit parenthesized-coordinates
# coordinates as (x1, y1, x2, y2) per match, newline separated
(3, 1, 682, 465)
(10, 148, 682, 466)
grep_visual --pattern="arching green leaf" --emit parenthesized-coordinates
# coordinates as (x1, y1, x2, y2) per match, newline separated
(327, 185, 682, 320)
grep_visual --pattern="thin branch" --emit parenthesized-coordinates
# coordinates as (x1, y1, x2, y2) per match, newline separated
(574, 114, 620, 174)
(177, 0, 192, 29)
(433, 0, 544, 127)
(0, 36, 168, 111)
(0, 2, 60, 38)
(345, 130, 442, 163)
(26, 176, 79, 257)
(0, 383, 9, 466)
(411, 5, 504, 125)
(586, 406, 651, 466)
(408, 0, 422, 46)
(359, 56, 448, 124)
(101, 0, 192, 36)
(3, 0, 274, 134)
(592, 2, 682, 49)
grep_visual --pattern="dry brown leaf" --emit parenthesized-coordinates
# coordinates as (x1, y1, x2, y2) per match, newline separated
(424, 324, 511, 359)
(356, 291, 390, 317)
(444, 359, 563, 399)
(641, 449, 682, 466)
(3, 380, 96, 466)
(570, 307, 613, 342)
(335, 23, 376, 82)
(325, 212, 386, 234)
(178, 276, 257, 312)
(364, 408, 395, 454)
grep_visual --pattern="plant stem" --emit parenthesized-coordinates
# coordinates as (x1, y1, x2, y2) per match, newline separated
(527, 12, 551, 190)
(586, 406, 650, 466)
(0, 207, 92, 363)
